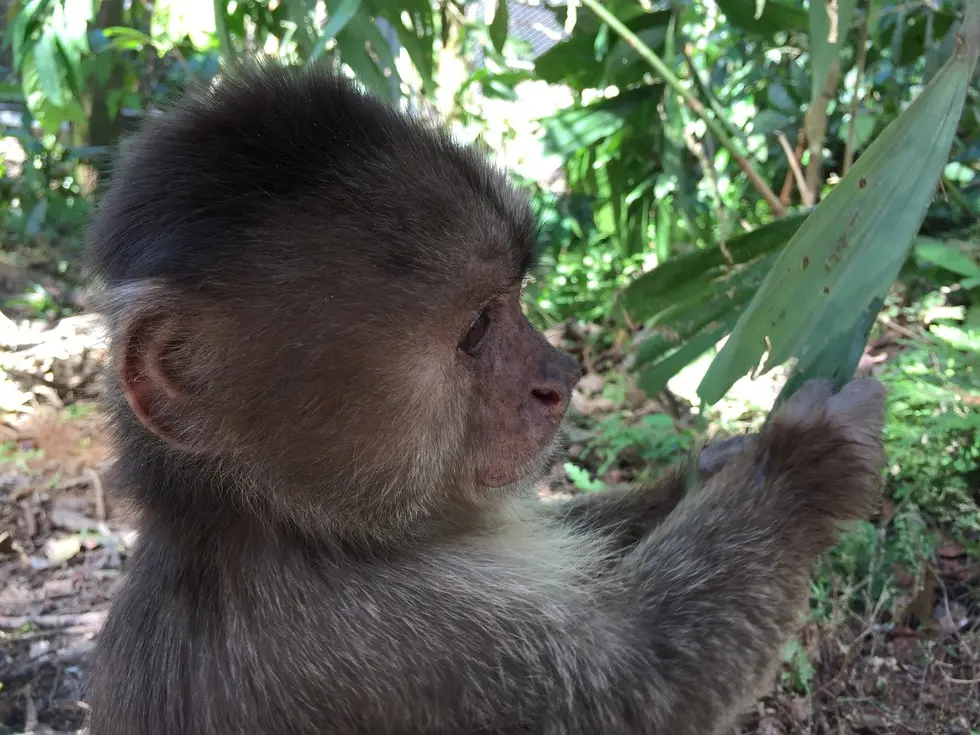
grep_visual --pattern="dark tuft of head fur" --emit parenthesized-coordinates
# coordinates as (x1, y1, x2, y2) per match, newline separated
(87, 62, 535, 293)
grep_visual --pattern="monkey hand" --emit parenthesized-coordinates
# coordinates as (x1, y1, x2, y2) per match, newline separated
(761, 377, 886, 528)
(696, 433, 755, 482)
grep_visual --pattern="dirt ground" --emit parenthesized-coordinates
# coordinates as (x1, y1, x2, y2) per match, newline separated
(0, 316, 978, 734)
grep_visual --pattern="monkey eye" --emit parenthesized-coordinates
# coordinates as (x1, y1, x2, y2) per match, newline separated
(459, 308, 491, 354)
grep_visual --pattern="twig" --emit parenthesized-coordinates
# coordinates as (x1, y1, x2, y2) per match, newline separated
(776, 131, 812, 206)
(681, 121, 733, 245)
(942, 673, 980, 684)
(804, 63, 839, 201)
(0, 611, 108, 630)
(779, 128, 806, 205)
(843, 16, 869, 174)
(86, 467, 107, 522)
(20, 499, 37, 538)
(23, 684, 38, 731)
(577, 0, 786, 217)
(680, 45, 744, 143)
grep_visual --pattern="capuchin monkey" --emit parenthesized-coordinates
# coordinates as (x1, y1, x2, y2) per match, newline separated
(84, 62, 886, 735)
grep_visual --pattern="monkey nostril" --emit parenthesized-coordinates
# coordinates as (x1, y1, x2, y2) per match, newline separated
(532, 387, 563, 409)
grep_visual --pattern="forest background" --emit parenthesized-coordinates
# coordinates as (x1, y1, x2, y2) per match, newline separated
(0, 0, 978, 732)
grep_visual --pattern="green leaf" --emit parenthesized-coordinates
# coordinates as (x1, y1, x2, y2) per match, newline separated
(776, 296, 884, 404)
(8, 0, 52, 66)
(533, 9, 670, 89)
(213, 0, 235, 62)
(334, 16, 395, 99)
(564, 462, 605, 492)
(32, 30, 65, 107)
(309, 0, 362, 64)
(350, 13, 400, 84)
(541, 89, 648, 156)
(634, 265, 765, 367)
(716, 0, 807, 37)
(604, 25, 669, 81)
(102, 26, 156, 49)
(837, 108, 876, 149)
(620, 212, 810, 322)
(751, 110, 793, 136)
(637, 315, 740, 396)
(488, 0, 509, 54)
(697, 7, 980, 404)
(370, 0, 436, 94)
(655, 197, 671, 262)
(915, 238, 980, 278)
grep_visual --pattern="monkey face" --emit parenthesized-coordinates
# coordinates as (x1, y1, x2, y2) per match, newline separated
(94, 65, 582, 534)
(454, 288, 581, 488)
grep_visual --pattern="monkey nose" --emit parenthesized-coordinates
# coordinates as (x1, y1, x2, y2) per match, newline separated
(530, 375, 573, 415)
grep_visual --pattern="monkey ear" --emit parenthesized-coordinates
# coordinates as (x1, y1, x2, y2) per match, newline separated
(116, 311, 198, 450)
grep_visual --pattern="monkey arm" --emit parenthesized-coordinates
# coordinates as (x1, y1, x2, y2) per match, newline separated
(547, 469, 687, 549)
(548, 434, 754, 549)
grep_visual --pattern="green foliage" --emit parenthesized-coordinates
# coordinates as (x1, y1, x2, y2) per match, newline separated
(0, 128, 92, 256)
(580, 411, 693, 482)
(699, 8, 980, 404)
(0, 441, 44, 471)
(524, 188, 633, 325)
(563, 462, 604, 493)
(882, 325, 980, 553)
(779, 639, 816, 695)
(809, 307, 980, 626)
(529, 0, 979, 403)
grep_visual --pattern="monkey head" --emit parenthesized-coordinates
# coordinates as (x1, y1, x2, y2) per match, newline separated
(88, 64, 582, 540)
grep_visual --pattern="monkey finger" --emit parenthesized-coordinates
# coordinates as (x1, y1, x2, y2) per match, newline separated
(696, 434, 755, 479)
(775, 379, 835, 425)
(826, 377, 887, 441)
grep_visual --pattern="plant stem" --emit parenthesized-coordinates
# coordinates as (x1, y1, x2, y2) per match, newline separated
(577, 0, 786, 217)
(843, 15, 869, 174)
(214, 0, 237, 63)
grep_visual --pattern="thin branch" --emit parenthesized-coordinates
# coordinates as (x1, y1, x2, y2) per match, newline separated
(843, 16, 870, 174)
(804, 61, 839, 201)
(681, 45, 744, 144)
(776, 131, 812, 206)
(577, 0, 786, 217)
(779, 128, 806, 205)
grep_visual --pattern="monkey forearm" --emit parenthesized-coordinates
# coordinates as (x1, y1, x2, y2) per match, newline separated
(549, 469, 686, 549)
(609, 419, 875, 734)
(550, 436, 755, 548)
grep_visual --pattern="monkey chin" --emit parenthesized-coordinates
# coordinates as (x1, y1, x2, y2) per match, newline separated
(492, 424, 570, 496)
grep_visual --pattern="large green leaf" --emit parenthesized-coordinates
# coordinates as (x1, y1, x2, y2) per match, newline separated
(620, 212, 810, 322)
(915, 238, 980, 278)
(5, 0, 53, 63)
(637, 314, 741, 397)
(775, 296, 884, 404)
(697, 6, 980, 405)
(32, 29, 65, 107)
(634, 260, 770, 367)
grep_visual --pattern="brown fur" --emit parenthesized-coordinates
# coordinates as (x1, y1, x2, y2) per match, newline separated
(84, 62, 886, 735)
